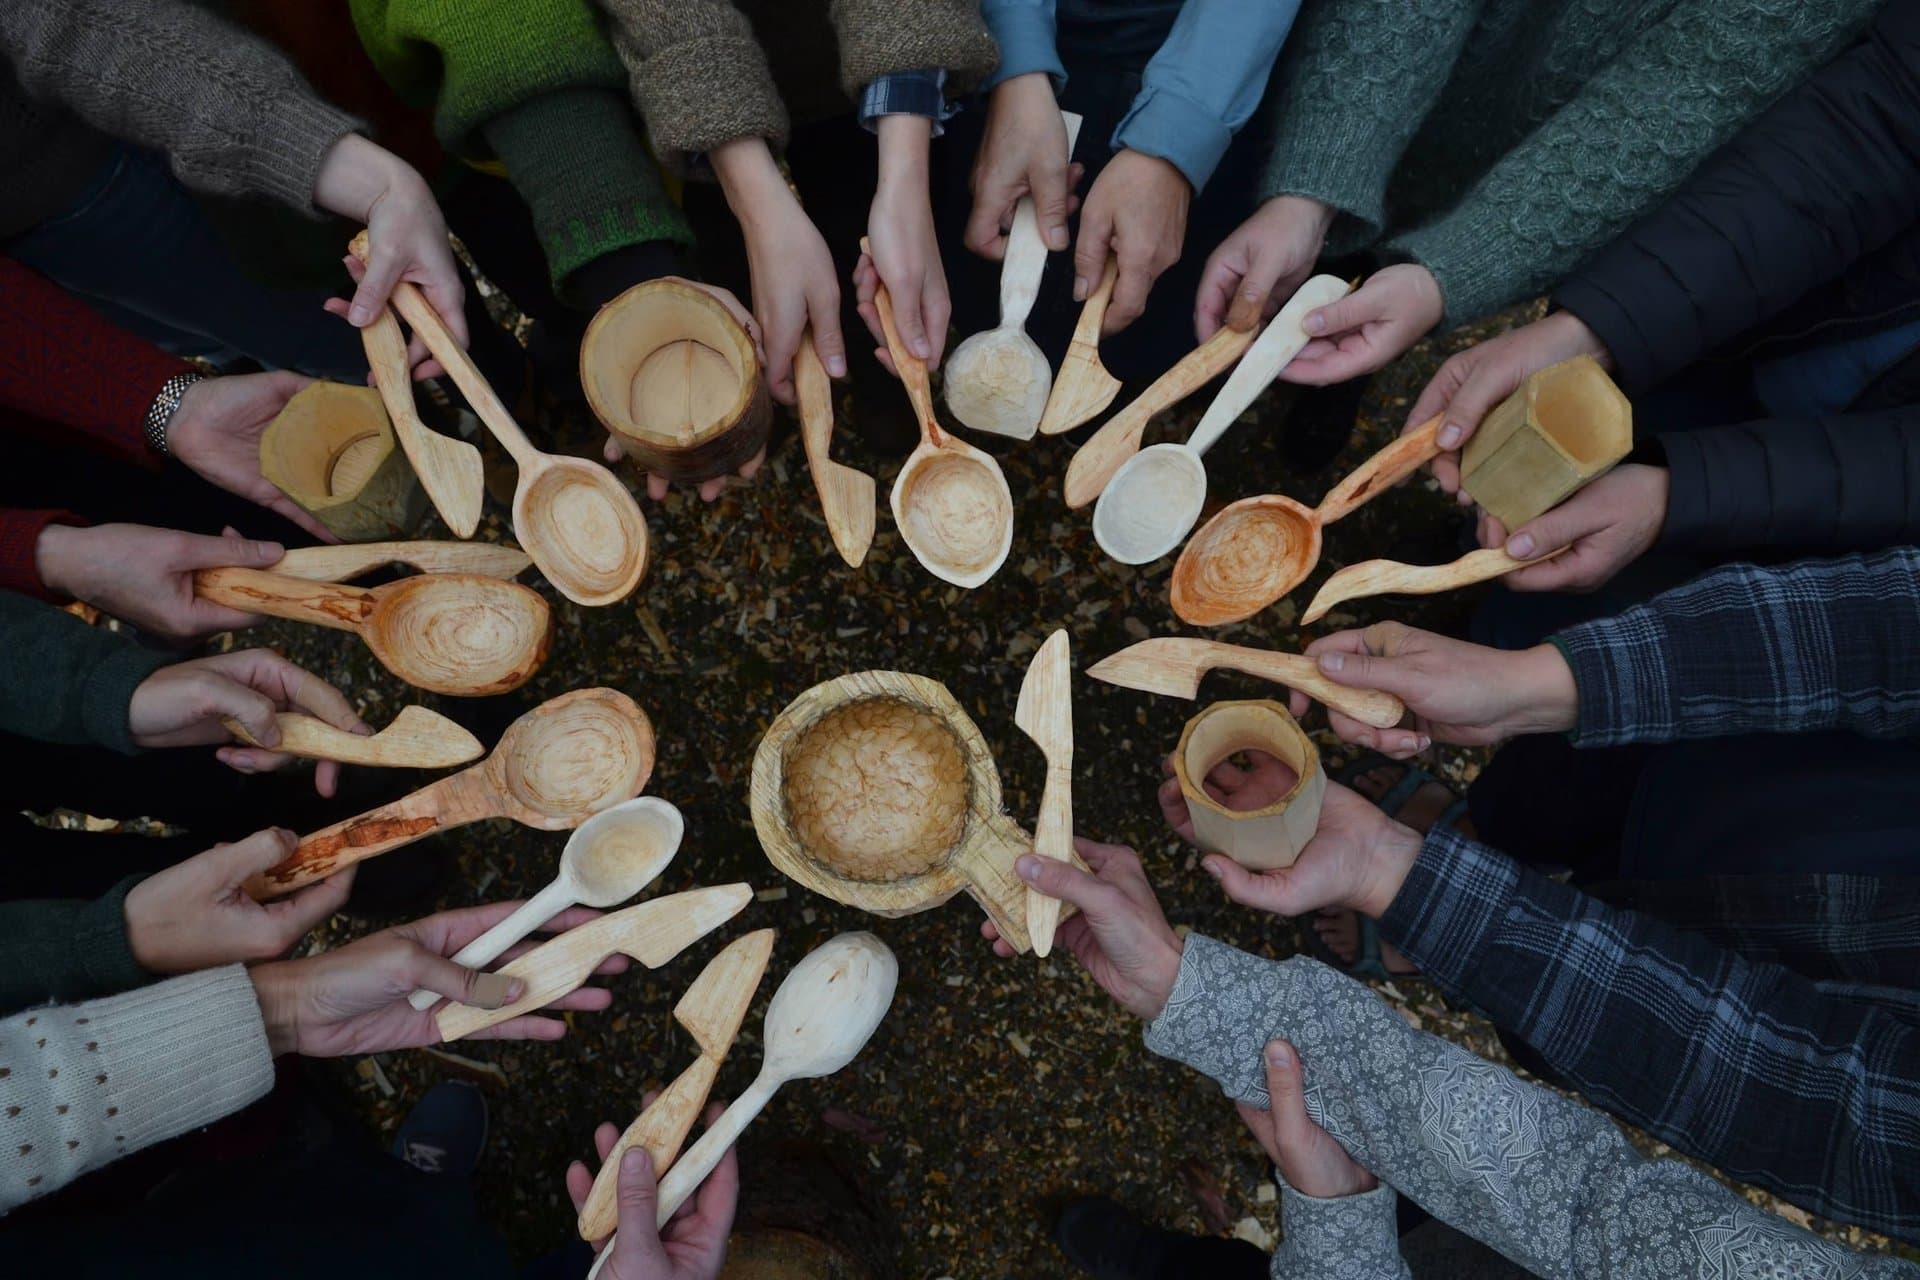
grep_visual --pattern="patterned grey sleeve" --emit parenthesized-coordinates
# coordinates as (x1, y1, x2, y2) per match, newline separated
(1146, 935, 1919, 1279)
(1269, 1175, 1411, 1280)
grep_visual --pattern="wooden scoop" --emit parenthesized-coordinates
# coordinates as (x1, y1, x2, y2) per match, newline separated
(1013, 630, 1073, 957)
(222, 705, 483, 769)
(435, 884, 752, 1042)
(352, 236, 649, 607)
(944, 111, 1082, 439)
(1171, 416, 1445, 626)
(194, 566, 552, 697)
(795, 336, 875, 568)
(1093, 275, 1351, 564)
(576, 929, 774, 1241)
(246, 688, 655, 898)
(1301, 546, 1567, 624)
(358, 296, 483, 539)
(1062, 322, 1256, 509)
(407, 795, 684, 1010)
(1037, 259, 1120, 436)
(870, 241, 1014, 589)
(1086, 638, 1404, 729)
(275, 541, 530, 583)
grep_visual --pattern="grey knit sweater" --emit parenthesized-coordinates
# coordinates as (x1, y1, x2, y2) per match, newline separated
(1147, 936, 1919, 1278)
(0, 0, 359, 237)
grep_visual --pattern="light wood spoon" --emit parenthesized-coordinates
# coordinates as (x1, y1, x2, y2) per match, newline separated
(358, 298, 483, 538)
(406, 796, 684, 1010)
(1013, 630, 1072, 957)
(246, 688, 655, 898)
(1037, 258, 1120, 436)
(275, 541, 530, 583)
(1301, 546, 1568, 624)
(194, 566, 552, 698)
(1086, 638, 1405, 729)
(222, 705, 483, 769)
(795, 335, 875, 568)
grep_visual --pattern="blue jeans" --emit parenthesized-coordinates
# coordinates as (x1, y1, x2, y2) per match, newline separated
(4, 144, 367, 380)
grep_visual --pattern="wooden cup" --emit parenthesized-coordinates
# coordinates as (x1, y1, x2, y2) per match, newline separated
(1460, 355, 1632, 529)
(259, 382, 425, 541)
(581, 279, 772, 483)
(1174, 699, 1325, 869)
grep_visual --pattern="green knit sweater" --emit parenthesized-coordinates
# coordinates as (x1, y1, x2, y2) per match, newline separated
(351, 0, 692, 299)
(1261, 0, 1879, 325)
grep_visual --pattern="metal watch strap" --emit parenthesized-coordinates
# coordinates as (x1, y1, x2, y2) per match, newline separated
(145, 372, 204, 455)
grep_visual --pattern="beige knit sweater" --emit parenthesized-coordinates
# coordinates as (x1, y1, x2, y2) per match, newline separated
(0, 965, 275, 1213)
(596, 0, 998, 158)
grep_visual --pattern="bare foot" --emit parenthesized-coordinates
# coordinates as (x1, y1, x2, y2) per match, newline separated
(1312, 907, 1417, 974)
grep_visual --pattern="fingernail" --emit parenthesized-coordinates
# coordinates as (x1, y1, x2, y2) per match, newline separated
(622, 1149, 647, 1175)
(1016, 856, 1040, 881)
(1509, 533, 1535, 559)
(1305, 313, 1326, 335)
(1203, 860, 1224, 881)
(1047, 227, 1068, 251)
(912, 337, 930, 358)
(257, 541, 284, 561)
(1438, 423, 1462, 449)
(1267, 1041, 1291, 1068)
(826, 354, 847, 377)
(348, 304, 370, 326)
(1417, 734, 1432, 751)
(1319, 652, 1344, 673)
(1073, 277, 1088, 302)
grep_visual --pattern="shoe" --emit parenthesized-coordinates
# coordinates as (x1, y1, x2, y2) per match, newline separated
(1054, 1196, 1175, 1279)
(391, 1081, 488, 1176)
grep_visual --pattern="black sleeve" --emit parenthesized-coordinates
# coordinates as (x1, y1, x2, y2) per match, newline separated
(1658, 405, 1920, 553)
(1552, 8, 1920, 394)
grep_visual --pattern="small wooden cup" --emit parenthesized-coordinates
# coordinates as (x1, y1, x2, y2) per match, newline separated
(1174, 699, 1325, 869)
(581, 279, 772, 483)
(1460, 355, 1631, 530)
(259, 382, 425, 541)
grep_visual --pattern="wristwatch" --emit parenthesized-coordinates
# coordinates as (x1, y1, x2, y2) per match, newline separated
(144, 372, 204, 456)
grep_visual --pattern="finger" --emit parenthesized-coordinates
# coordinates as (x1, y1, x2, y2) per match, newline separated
(348, 246, 405, 329)
(199, 675, 284, 747)
(275, 660, 365, 735)
(1302, 289, 1379, 343)
(209, 827, 299, 884)
(1312, 647, 1431, 703)
(267, 862, 356, 941)
(1501, 548, 1595, 594)
(884, 266, 931, 361)
(646, 472, 670, 502)
(1264, 1040, 1318, 1157)
(1069, 836, 1128, 872)
(315, 758, 340, 798)
(595, 1120, 622, 1163)
(263, 493, 341, 543)
(1224, 246, 1290, 336)
(612, 1150, 672, 1270)
(922, 276, 952, 370)
(1032, 154, 1074, 255)
(1202, 854, 1304, 916)
(1072, 206, 1112, 306)
(565, 1160, 594, 1214)
(177, 530, 284, 572)
(738, 449, 764, 482)
(1016, 850, 1120, 916)
(214, 745, 292, 774)
(418, 273, 469, 351)
(1204, 759, 1250, 794)
(1439, 359, 1526, 455)
(1194, 247, 1243, 342)
(409, 947, 525, 1010)
(1505, 503, 1598, 564)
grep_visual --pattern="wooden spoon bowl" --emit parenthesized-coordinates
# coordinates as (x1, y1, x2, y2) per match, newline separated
(891, 447, 1014, 588)
(512, 455, 650, 606)
(496, 689, 660, 822)
(1170, 495, 1321, 627)
(362, 574, 555, 696)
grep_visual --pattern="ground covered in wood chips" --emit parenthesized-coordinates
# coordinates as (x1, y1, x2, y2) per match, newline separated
(247, 315, 1907, 1278)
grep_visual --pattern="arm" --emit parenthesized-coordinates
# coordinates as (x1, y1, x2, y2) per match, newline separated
(1391, 0, 1877, 325)
(1270, 1179, 1410, 1280)
(0, 878, 150, 1016)
(831, 0, 1000, 100)
(0, 592, 171, 753)
(594, 0, 787, 157)
(1551, 549, 1920, 747)
(1146, 935, 1918, 1278)
(979, 0, 1063, 92)
(0, 0, 357, 211)
(1554, 7, 1920, 394)
(1379, 829, 1920, 1242)
(0, 965, 275, 1214)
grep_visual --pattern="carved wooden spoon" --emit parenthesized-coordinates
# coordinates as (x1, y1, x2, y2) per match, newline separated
(222, 705, 483, 768)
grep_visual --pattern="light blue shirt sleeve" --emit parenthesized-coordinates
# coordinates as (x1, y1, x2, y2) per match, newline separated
(981, 0, 1066, 90)
(1115, 0, 1302, 192)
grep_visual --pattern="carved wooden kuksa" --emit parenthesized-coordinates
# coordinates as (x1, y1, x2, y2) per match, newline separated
(258, 381, 426, 541)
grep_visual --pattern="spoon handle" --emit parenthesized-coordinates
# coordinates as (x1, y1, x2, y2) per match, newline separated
(654, 1073, 779, 1225)
(1199, 646, 1405, 730)
(1301, 546, 1567, 625)
(193, 566, 373, 634)
(863, 239, 940, 443)
(406, 879, 576, 1010)
(1314, 414, 1444, 526)
(245, 769, 489, 899)
(998, 111, 1082, 332)
(1186, 275, 1351, 458)
(276, 541, 530, 583)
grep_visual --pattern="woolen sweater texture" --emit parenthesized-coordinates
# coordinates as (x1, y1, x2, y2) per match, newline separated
(0, 593, 173, 755)
(1259, 0, 1879, 325)
(0, 877, 151, 1017)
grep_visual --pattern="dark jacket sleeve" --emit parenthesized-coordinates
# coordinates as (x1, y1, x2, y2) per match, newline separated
(1656, 406, 1920, 553)
(1552, 6, 1920, 394)
(0, 592, 173, 753)
(0, 876, 152, 1016)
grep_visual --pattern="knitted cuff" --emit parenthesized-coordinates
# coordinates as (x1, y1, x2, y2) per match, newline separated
(630, 36, 789, 157)
(836, 2, 1002, 99)
(481, 87, 693, 294)
(72, 876, 154, 998)
(81, 645, 175, 756)
(226, 92, 364, 215)
(1387, 212, 1533, 329)
(0, 511, 86, 601)
(1259, 117, 1397, 248)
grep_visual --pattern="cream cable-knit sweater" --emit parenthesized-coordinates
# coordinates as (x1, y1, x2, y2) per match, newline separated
(0, 965, 275, 1213)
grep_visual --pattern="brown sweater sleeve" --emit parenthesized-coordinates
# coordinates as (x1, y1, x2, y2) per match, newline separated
(828, 0, 999, 98)
(0, 0, 359, 212)
(596, 0, 789, 157)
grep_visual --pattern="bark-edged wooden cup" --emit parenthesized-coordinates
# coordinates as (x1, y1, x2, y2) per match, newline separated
(1173, 699, 1325, 869)
(581, 279, 773, 484)
(259, 382, 425, 541)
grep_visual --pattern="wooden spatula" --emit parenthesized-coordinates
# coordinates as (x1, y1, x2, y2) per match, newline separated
(1086, 637, 1404, 729)
(795, 337, 875, 568)
(222, 705, 483, 768)
(1013, 630, 1073, 957)
(275, 542, 530, 583)
(1038, 259, 1121, 436)
(1300, 547, 1567, 624)
(357, 284, 484, 539)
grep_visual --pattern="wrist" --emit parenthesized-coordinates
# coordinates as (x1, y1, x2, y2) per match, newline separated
(1140, 932, 1186, 1021)
(712, 138, 791, 226)
(875, 116, 931, 195)
(250, 961, 300, 1057)
(312, 133, 402, 222)
(1354, 820, 1424, 921)
(1267, 194, 1335, 239)
(1513, 643, 1579, 736)
(1541, 309, 1612, 371)
(33, 521, 86, 600)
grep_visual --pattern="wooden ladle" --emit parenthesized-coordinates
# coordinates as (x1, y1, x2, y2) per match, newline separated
(275, 541, 531, 583)
(352, 237, 649, 607)
(358, 298, 484, 538)
(870, 243, 1015, 589)
(943, 111, 1082, 440)
(406, 795, 684, 1010)
(194, 566, 552, 697)
(245, 688, 655, 898)
(1037, 259, 1120, 437)
(795, 335, 876, 567)
(222, 705, 483, 769)
(1170, 416, 1445, 626)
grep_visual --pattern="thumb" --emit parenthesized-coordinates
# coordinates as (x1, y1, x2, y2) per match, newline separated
(348, 245, 403, 328)
(1439, 360, 1524, 454)
(202, 676, 283, 747)
(187, 529, 284, 571)
(612, 1149, 672, 1269)
(1202, 854, 1302, 915)
(409, 947, 525, 1010)
(1016, 854, 1112, 916)
(1225, 248, 1289, 334)
(886, 272, 931, 361)
(1313, 648, 1432, 704)
(1031, 155, 1073, 254)
(1505, 497, 1604, 562)
(1263, 1040, 1317, 1155)
(1303, 289, 1380, 339)
(1072, 200, 1113, 304)
(208, 827, 299, 882)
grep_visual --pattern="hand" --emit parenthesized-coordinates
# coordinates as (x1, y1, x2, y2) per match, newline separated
(1196, 196, 1334, 341)
(1289, 621, 1577, 755)
(981, 838, 1184, 1020)
(1478, 463, 1668, 593)
(1075, 149, 1190, 335)
(249, 901, 628, 1057)
(314, 133, 466, 374)
(712, 138, 844, 406)
(1405, 311, 1613, 495)
(1160, 758, 1422, 921)
(858, 116, 950, 374)
(565, 1107, 739, 1278)
(966, 73, 1077, 265)
(163, 372, 338, 541)
(1283, 264, 1444, 386)
(600, 278, 767, 502)
(1236, 1041, 1376, 1199)
(124, 829, 354, 973)
(35, 522, 284, 642)
(127, 648, 368, 797)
